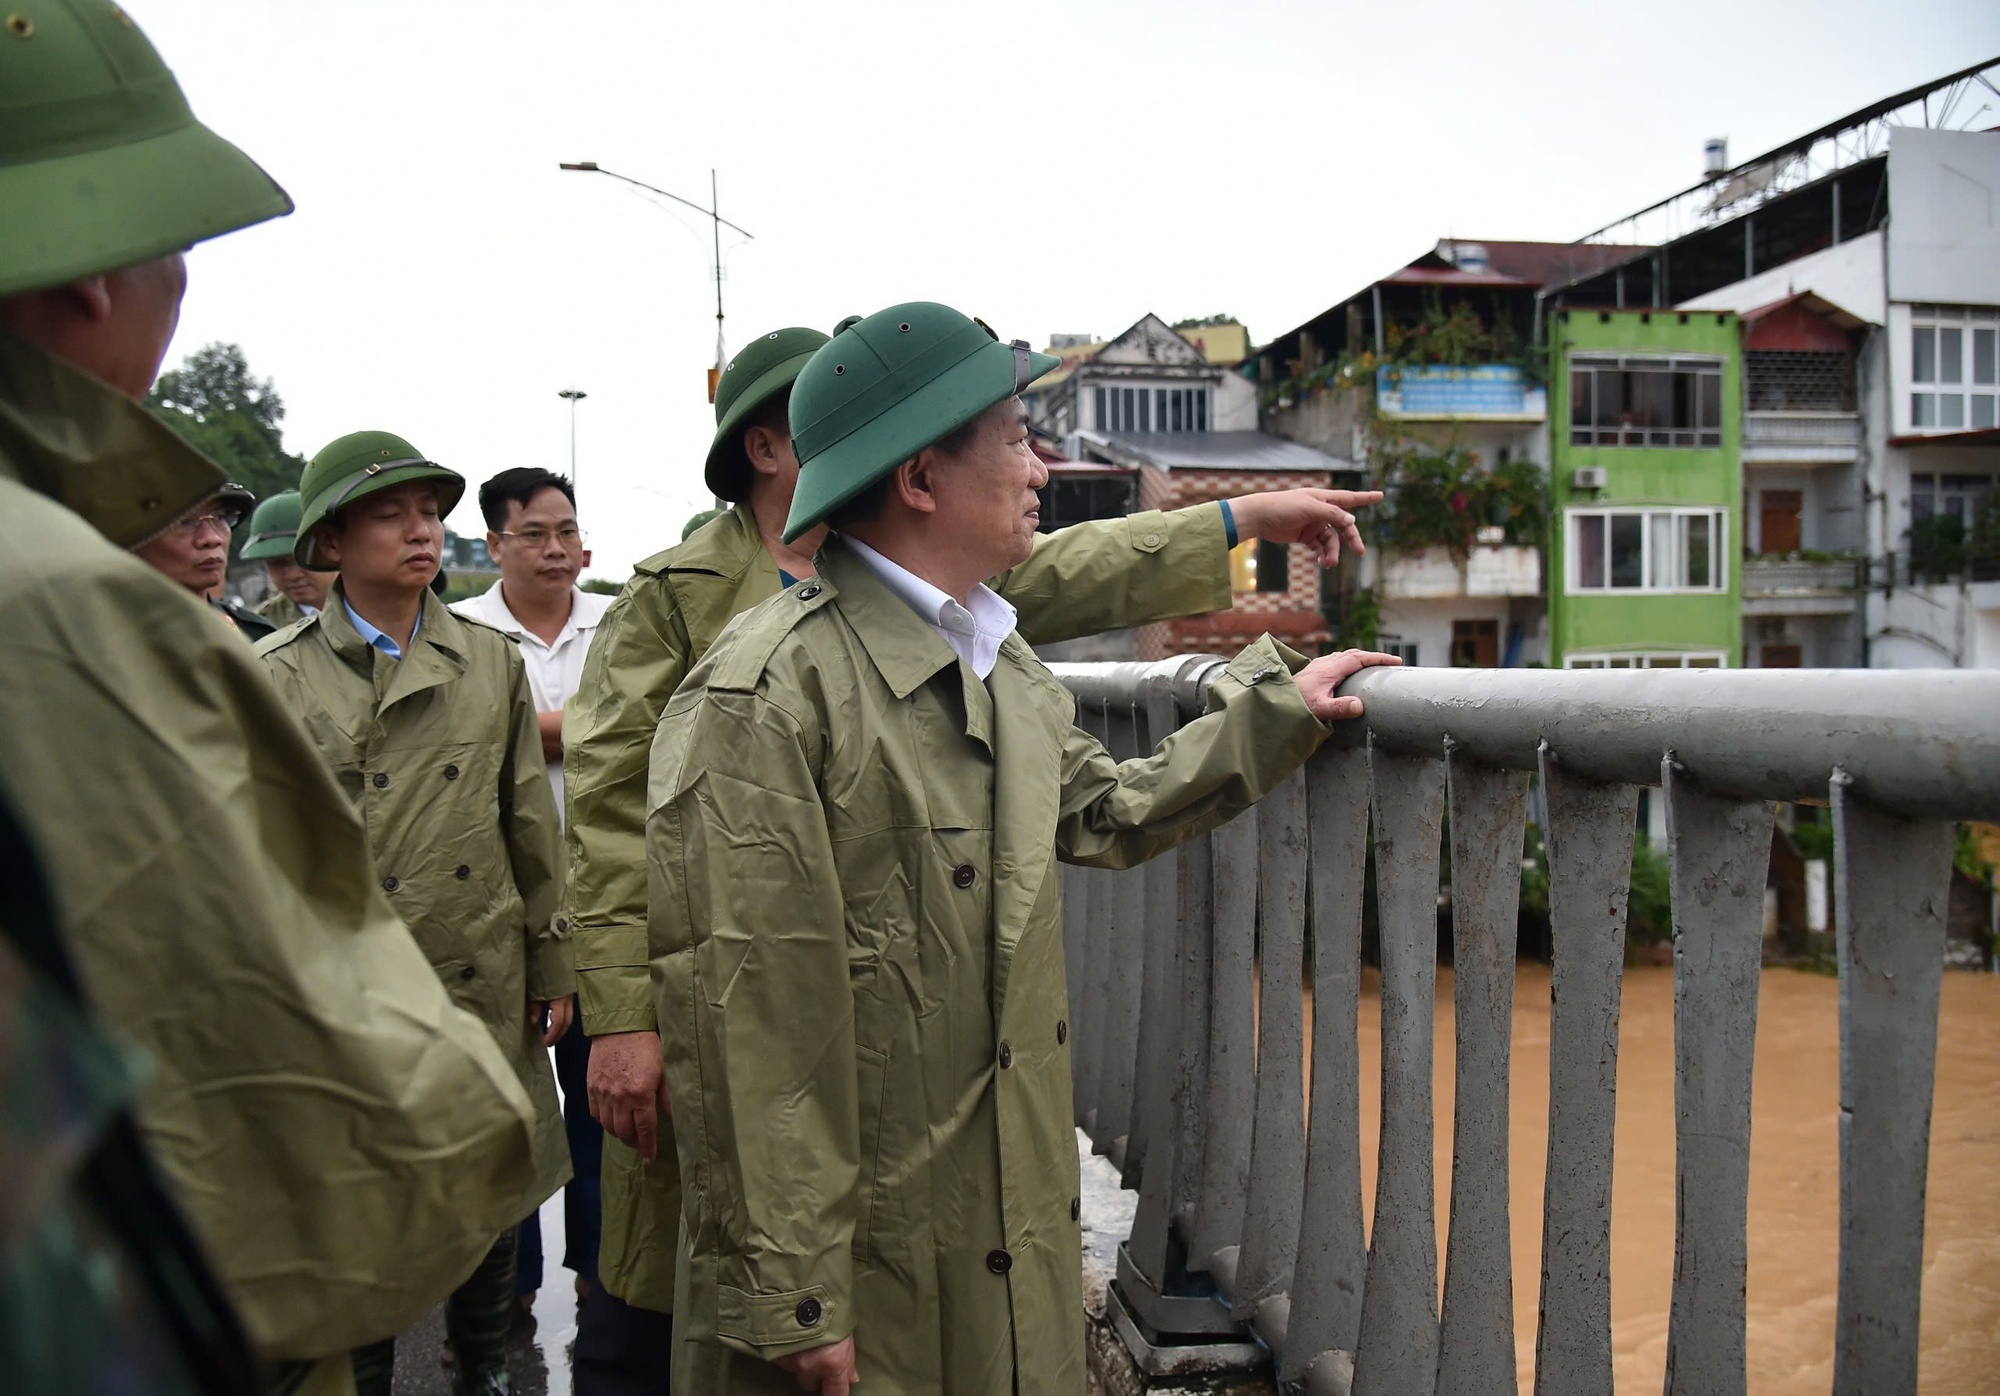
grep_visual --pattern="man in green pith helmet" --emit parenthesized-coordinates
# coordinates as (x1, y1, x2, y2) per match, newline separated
(0, 3, 542, 1391)
(562, 321, 1381, 1389)
(241, 488, 331, 627)
(648, 303, 1399, 1393)
(128, 477, 278, 639)
(258, 431, 573, 1396)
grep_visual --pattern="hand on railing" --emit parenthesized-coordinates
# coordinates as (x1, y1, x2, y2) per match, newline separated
(1228, 487, 1385, 566)
(1294, 650, 1404, 722)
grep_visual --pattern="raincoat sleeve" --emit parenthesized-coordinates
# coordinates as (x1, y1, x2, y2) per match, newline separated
(0, 557, 541, 1361)
(649, 686, 858, 1360)
(502, 651, 570, 1001)
(1055, 634, 1328, 868)
(993, 502, 1231, 644)
(562, 576, 693, 1033)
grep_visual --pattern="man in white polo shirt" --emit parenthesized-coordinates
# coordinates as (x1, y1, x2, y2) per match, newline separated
(454, 465, 613, 1314)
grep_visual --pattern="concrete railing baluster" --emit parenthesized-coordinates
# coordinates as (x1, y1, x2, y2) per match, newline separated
(1830, 777, 1954, 1396)
(1093, 702, 1146, 1167)
(1189, 803, 1258, 1275)
(1353, 743, 1446, 1396)
(1661, 761, 1772, 1396)
(1532, 751, 1636, 1396)
(1436, 751, 1530, 1394)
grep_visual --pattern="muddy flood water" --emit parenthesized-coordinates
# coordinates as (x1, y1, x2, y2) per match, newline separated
(1312, 963, 2000, 1395)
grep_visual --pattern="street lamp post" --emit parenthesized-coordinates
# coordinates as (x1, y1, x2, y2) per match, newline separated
(557, 161, 755, 401)
(558, 387, 587, 492)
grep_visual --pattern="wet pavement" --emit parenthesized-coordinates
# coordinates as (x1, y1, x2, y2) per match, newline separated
(388, 1173, 579, 1394)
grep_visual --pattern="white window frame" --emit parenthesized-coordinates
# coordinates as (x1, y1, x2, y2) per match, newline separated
(1092, 382, 1211, 434)
(1568, 353, 1725, 448)
(1564, 506, 1730, 595)
(1564, 650, 1729, 669)
(1909, 304, 2000, 433)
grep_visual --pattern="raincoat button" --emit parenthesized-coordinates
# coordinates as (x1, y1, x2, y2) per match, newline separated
(1143, 532, 1162, 547)
(797, 583, 822, 601)
(986, 1248, 1013, 1275)
(556, 918, 570, 933)
(1056, 1019, 1068, 1045)
(455, 864, 471, 880)
(382, 875, 399, 893)
(1070, 1197, 1080, 1222)
(795, 1296, 822, 1327)
(460, 965, 476, 981)
(372, 772, 389, 789)
(998, 1041, 1013, 1069)
(444, 764, 460, 780)
(953, 863, 976, 889)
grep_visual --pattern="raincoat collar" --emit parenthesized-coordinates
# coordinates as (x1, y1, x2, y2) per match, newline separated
(0, 329, 225, 550)
(322, 580, 471, 706)
(816, 537, 958, 702)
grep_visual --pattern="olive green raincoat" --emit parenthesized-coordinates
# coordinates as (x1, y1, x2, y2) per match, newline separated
(256, 590, 310, 628)
(564, 501, 1233, 1311)
(0, 330, 543, 1362)
(649, 540, 1326, 1393)
(258, 589, 574, 1207)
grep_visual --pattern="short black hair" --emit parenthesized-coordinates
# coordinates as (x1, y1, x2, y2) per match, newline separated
(478, 467, 575, 531)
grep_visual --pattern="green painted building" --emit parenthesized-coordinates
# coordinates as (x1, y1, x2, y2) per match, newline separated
(1548, 308, 1742, 668)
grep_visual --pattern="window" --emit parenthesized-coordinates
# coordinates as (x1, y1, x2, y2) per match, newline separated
(1910, 305, 1999, 431)
(1909, 473, 1994, 527)
(1745, 350, 1855, 411)
(1565, 651, 1728, 669)
(1451, 619, 1499, 667)
(1377, 635, 1419, 665)
(1228, 538, 1291, 593)
(1569, 354, 1724, 447)
(1094, 382, 1210, 433)
(1568, 508, 1728, 593)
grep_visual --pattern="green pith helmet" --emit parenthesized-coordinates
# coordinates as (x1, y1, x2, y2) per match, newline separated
(704, 326, 830, 503)
(294, 431, 465, 570)
(680, 507, 725, 541)
(783, 303, 1057, 542)
(0, 0, 293, 298)
(239, 489, 302, 561)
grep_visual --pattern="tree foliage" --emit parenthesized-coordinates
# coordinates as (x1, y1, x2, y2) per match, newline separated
(146, 342, 305, 504)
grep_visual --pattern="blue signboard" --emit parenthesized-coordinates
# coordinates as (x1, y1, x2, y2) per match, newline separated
(1376, 364, 1547, 421)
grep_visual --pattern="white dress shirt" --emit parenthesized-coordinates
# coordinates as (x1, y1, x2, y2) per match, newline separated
(844, 536, 1017, 681)
(451, 581, 614, 816)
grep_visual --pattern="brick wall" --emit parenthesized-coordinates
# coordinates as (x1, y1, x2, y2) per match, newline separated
(1136, 465, 1333, 659)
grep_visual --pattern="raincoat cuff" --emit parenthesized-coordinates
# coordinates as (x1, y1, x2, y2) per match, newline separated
(575, 967, 659, 1036)
(716, 1283, 851, 1357)
(1210, 635, 1329, 731)
(528, 936, 575, 1002)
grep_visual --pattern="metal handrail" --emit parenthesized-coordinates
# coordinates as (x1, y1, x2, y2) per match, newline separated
(1055, 659, 1999, 1396)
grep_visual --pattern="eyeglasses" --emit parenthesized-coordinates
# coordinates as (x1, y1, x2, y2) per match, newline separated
(165, 505, 244, 539)
(497, 526, 587, 550)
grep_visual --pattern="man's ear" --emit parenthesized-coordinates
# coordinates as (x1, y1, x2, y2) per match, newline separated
(743, 425, 785, 479)
(65, 275, 113, 324)
(313, 521, 342, 567)
(890, 455, 940, 516)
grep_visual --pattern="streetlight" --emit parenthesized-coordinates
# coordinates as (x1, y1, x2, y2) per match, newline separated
(558, 160, 755, 401)
(558, 387, 587, 492)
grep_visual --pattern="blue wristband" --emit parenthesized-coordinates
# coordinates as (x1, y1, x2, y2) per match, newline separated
(1219, 499, 1238, 549)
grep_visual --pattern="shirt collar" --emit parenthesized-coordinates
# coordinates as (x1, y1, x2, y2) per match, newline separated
(463, 579, 604, 646)
(843, 535, 1017, 678)
(343, 597, 419, 660)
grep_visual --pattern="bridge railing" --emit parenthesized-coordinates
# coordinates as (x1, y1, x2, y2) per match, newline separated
(1047, 659, 2000, 1396)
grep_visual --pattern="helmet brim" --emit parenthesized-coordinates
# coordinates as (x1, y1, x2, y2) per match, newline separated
(702, 347, 820, 503)
(782, 340, 1057, 543)
(294, 463, 466, 570)
(239, 531, 296, 562)
(0, 114, 291, 298)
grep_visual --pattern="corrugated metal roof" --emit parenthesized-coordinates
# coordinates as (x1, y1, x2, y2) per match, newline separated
(1076, 430, 1356, 474)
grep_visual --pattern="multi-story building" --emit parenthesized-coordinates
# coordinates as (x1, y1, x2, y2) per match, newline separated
(1542, 58, 2000, 668)
(1029, 314, 1355, 658)
(1547, 307, 1743, 669)
(1248, 240, 1644, 667)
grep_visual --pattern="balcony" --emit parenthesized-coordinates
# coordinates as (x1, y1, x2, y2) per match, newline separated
(1378, 541, 1541, 600)
(1741, 410, 1861, 464)
(1741, 554, 1859, 615)
(1051, 659, 1999, 1394)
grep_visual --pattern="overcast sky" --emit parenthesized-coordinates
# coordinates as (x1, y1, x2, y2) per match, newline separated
(141, 0, 2000, 579)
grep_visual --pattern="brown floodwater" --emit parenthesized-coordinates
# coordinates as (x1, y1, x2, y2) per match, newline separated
(1303, 963, 2000, 1394)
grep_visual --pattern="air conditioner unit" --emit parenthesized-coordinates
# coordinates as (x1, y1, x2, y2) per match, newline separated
(1571, 467, 1608, 490)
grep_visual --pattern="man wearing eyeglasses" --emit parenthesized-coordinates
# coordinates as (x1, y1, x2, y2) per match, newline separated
(453, 466, 614, 1318)
(130, 480, 276, 639)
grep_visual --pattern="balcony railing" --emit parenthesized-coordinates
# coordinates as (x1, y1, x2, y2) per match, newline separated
(1741, 411, 1861, 463)
(1050, 658, 2000, 1396)
(1741, 556, 1860, 604)
(1379, 543, 1542, 600)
